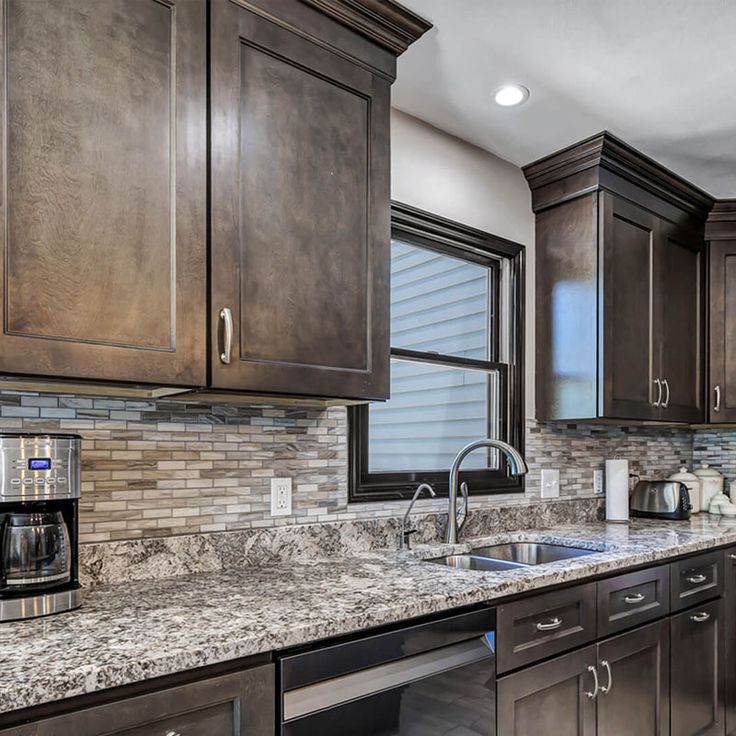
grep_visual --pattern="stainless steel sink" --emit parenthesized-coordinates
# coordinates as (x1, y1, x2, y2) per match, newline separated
(472, 542, 596, 565)
(428, 542, 595, 571)
(429, 554, 528, 572)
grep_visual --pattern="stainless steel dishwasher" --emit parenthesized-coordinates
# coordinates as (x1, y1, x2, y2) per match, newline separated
(278, 606, 496, 735)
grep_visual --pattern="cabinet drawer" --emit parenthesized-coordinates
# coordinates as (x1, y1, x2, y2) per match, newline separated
(2, 666, 274, 736)
(497, 582, 596, 673)
(670, 551, 724, 612)
(597, 565, 670, 636)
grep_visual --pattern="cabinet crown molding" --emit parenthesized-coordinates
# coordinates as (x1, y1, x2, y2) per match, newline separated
(706, 199, 736, 240)
(522, 131, 715, 218)
(300, 0, 431, 54)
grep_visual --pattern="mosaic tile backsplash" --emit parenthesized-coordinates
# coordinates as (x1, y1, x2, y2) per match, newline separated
(693, 428, 736, 490)
(0, 390, 704, 543)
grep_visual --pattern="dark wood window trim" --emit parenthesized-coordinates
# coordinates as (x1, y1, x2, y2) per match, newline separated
(348, 201, 525, 502)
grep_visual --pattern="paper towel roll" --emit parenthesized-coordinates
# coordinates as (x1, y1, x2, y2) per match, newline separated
(605, 459, 630, 523)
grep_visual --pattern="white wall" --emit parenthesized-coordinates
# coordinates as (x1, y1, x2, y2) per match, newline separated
(390, 109, 536, 416)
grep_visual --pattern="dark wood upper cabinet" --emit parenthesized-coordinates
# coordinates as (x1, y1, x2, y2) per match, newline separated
(525, 132, 711, 422)
(600, 193, 660, 421)
(209, 0, 428, 400)
(706, 202, 736, 422)
(658, 221, 705, 422)
(0, 0, 208, 386)
(0, 0, 428, 400)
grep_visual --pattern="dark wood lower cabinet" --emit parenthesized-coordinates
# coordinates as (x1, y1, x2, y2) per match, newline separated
(725, 547, 736, 736)
(671, 599, 724, 736)
(497, 621, 669, 736)
(596, 620, 670, 736)
(497, 645, 597, 736)
(0, 666, 274, 736)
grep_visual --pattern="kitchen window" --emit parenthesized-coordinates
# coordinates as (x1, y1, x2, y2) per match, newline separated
(348, 202, 525, 502)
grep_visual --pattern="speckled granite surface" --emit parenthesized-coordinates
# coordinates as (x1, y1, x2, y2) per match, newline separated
(78, 498, 603, 587)
(3, 515, 736, 716)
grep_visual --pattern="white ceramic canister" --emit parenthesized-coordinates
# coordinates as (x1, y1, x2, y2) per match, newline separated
(693, 464, 725, 511)
(709, 493, 731, 515)
(667, 466, 701, 513)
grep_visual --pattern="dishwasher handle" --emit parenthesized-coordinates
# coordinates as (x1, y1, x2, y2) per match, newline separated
(283, 635, 494, 722)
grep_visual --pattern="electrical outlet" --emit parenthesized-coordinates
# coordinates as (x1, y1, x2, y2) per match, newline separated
(541, 469, 560, 499)
(594, 469, 605, 496)
(270, 477, 292, 516)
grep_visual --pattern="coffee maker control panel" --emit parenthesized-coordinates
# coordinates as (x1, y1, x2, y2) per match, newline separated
(0, 434, 81, 501)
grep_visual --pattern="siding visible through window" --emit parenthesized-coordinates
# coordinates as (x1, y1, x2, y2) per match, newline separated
(370, 241, 497, 472)
(348, 201, 524, 502)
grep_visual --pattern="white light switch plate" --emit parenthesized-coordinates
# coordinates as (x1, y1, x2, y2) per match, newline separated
(541, 469, 560, 498)
(270, 477, 292, 516)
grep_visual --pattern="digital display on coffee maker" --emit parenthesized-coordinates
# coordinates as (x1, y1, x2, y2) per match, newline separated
(28, 458, 51, 470)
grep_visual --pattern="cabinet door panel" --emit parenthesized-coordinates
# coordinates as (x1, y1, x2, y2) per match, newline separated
(658, 224, 705, 422)
(708, 241, 736, 422)
(1, 666, 275, 736)
(0, 0, 206, 385)
(497, 646, 597, 736)
(671, 599, 724, 736)
(599, 193, 659, 420)
(726, 547, 736, 735)
(210, 0, 389, 399)
(596, 620, 669, 736)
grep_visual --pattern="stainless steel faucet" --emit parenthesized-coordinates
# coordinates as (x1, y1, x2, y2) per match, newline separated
(445, 439, 528, 544)
(399, 483, 436, 550)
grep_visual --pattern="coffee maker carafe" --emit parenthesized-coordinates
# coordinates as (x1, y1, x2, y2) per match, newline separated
(0, 433, 82, 621)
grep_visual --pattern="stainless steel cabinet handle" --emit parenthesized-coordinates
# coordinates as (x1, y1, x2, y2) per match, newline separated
(536, 617, 563, 632)
(219, 307, 233, 364)
(729, 554, 736, 561)
(600, 660, 613, 694)
(585, 665, 600, 699)
(623, 592, 645, 604)
(690, 612, 711, 623)
(686, 573, 707, 584)
(662, 378, 670, 409)
(653, 378, 662, 407)
(165, 732, 181, 736)
(715, 385, 722, 413)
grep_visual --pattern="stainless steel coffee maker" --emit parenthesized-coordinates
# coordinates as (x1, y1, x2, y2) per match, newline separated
(0, 433, 82, 621)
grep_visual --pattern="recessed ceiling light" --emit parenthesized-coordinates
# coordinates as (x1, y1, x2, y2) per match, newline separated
(494, 84, 530, 107)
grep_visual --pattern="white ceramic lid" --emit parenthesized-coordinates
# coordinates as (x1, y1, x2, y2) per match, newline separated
(693, 463, 723, 479)
(667, 466, 699, 482)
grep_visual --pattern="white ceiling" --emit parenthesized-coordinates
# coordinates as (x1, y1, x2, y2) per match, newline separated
(393, 0, 736, 198)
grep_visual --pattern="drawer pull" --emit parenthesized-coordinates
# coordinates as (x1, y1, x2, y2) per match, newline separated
(690, 612, 711, 623)
(166, 732, 181, 736)
(623, 592, 645, 604)
(536, 617, 563, 632)
(600, 659, 613, 694)
(729, 554, 736, 561)
(686, 573, 707, 585)
(585, 665, 600, 699)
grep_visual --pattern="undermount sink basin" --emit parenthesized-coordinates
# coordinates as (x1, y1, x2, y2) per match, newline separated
(430, 554, 529, 572)
(428, 542, 596, 571)
(472, 542, 596, 565)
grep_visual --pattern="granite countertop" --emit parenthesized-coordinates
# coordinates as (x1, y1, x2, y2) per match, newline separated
(4, 516, 736, 716)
